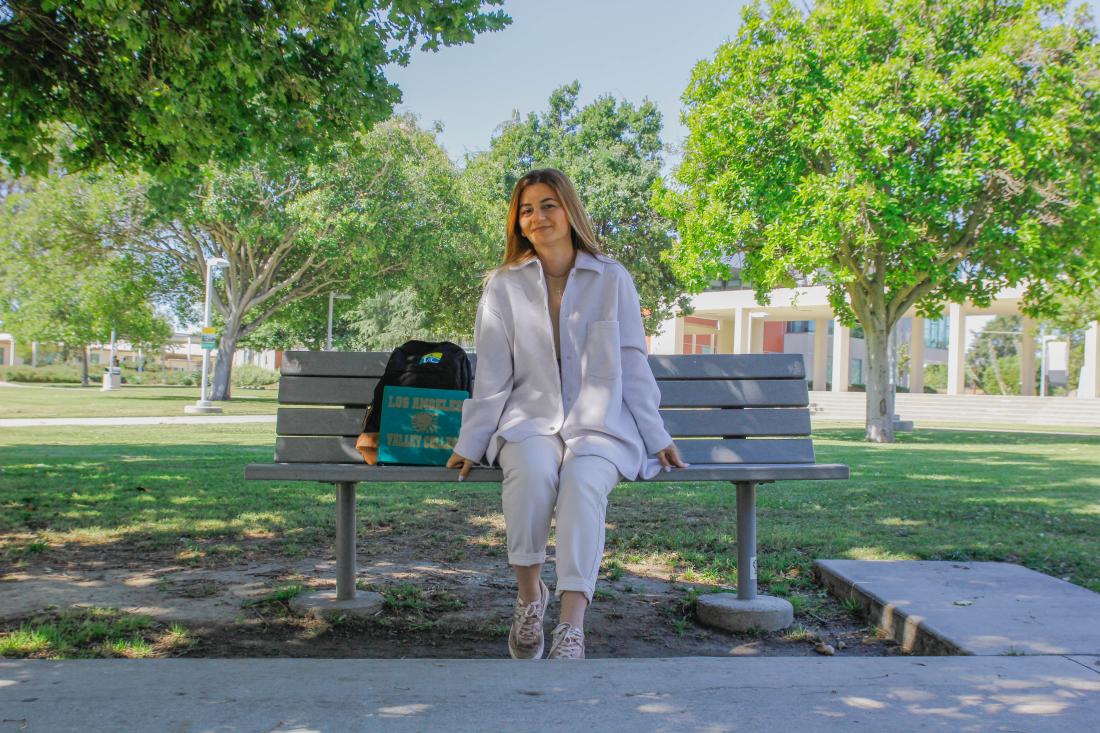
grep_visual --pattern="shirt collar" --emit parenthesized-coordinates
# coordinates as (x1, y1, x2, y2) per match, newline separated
(509, 249, 607, 274)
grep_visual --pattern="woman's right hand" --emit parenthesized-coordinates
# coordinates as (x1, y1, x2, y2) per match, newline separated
(446, 451, 474, 482)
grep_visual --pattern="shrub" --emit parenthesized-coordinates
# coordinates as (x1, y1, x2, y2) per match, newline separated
(159, 369, 200, 386)
(0, 364, 84, 383)
(923, 363, 947, 393)
(232, 364, 279, 388)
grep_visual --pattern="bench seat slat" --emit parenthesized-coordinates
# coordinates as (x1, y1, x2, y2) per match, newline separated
(274, 436, 815, 465)
(245, 461, 849, 483)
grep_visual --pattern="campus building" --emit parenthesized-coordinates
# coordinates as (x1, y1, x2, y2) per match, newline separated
(649, 274, 1100, 400)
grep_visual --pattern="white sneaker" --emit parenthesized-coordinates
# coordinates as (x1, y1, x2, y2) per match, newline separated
(547, 622, 585, 660)
(508, 578, 549, 659)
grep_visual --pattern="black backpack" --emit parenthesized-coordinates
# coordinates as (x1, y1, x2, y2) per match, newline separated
(361, 340, 473, 434)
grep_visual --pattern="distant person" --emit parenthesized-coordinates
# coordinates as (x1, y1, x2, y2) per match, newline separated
(447, 168, 688, 660)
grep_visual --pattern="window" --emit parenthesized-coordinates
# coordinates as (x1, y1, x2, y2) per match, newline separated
(786, 320, 815, 334)
(851, 358, 863, 386)
(925, 317, 949, 350)
(682, 334, 713, 354)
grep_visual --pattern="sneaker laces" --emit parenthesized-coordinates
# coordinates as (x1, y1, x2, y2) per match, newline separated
(512, 594, 543, 646)
(551, 623, 584, 658)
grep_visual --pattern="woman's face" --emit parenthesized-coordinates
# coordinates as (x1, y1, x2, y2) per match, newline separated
(517, 182, 572, 252)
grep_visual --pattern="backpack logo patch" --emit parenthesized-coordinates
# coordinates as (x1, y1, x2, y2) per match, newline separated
(419, 352, 443, 365)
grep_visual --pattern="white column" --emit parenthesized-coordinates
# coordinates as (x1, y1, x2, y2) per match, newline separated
(947, 303, 967, 395)
(1080, 321, 1100, 399)
(1020, 317, 1036, 396)
(732, 307, 751, 354)
(750, 313, 766, 353)
(831, 320, 850, 392)
(909, 316, 925, 394)
(812, 317, 829, 391)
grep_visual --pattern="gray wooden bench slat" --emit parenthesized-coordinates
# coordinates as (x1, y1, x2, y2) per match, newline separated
(245, 461, 848, 483)
(275, 389, 810, 436)
(649, 354, 805, 380)
(274, 436, 816, 465)
(657, 379, 807, 407)
(276, 378, 808, 411)
(660, 408, 809, 437)
(278, 350, 805, 380)
(278, 376, 380, 405)
(280, 351, 480, 378)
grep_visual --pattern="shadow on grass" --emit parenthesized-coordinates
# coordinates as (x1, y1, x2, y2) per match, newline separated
(2, 430, 1098, 593)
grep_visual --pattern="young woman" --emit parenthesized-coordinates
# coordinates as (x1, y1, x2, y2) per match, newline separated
(447, 168, 687, 660)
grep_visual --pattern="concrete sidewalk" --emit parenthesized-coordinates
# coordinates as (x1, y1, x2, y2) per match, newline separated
(0, 415, 276, 427)
(2, 656, 1098, 732)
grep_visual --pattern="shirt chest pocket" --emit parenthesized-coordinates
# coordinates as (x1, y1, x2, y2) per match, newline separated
(583, 320, 621, 381)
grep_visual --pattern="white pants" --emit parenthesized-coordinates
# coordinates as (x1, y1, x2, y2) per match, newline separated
(498, 434, 622, 604)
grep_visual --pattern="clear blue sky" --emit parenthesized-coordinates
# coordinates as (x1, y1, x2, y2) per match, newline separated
(384, 0, 751, 162)
(384, 0, 1100, 165)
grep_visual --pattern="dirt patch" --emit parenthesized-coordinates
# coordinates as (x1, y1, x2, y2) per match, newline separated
(1, 538, 900, 659)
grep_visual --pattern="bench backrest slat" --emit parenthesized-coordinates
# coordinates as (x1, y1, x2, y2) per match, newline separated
(274, 436, 816, 465)
(271, 351, 816, 467)
(276, 406, 810, 438)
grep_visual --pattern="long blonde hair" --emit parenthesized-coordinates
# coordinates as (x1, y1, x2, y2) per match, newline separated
(493, 169, 604, 277)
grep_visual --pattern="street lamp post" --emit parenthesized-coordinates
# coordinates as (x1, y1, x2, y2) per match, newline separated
(185, 257, 229, 414)
(327, 293, 351, 351)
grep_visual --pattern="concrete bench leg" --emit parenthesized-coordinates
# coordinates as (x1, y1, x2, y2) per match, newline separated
(695, 481, 794, 633)
(289, 481, 386, 619)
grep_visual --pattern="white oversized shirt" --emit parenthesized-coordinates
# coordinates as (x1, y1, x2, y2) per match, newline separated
(453, 250, 673, 481)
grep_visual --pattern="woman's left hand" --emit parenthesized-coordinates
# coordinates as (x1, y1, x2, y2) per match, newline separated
(655, 442, 689, 472)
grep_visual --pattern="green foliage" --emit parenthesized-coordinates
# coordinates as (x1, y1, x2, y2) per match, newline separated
(347, 289, 451, 351)
(0, 167, 180, 352)
(184, 116, 465, 349)
(660, 0, 1100, 439)
(464, 82, 691, 334)
(0, 364, 83, 383)
(923, 363, 948, 393)
(0, 1, 509, 183)
(231, 364, 279, 389)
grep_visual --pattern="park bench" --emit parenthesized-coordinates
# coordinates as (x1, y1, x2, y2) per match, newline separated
(245, 351, 849, 628)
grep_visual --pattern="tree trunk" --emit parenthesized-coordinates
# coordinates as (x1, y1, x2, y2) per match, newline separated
(210, 330, 238, 401)
(863, 314, 896, 443)
(81, 346, 89, 386)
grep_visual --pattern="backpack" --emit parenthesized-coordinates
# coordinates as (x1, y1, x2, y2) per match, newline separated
(356, 341, 473, 464)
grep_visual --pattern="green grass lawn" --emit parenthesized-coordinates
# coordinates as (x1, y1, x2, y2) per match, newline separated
(1, 423, 1097, 596)
(0, 384, 278, 419)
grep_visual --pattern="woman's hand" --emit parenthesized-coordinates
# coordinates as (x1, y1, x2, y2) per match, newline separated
(655, 442, 689, 472)
(446, 451, 474, 482)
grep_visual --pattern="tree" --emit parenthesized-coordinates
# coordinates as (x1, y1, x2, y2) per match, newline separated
(0, 167, 174, 383)
(659, 0, 1100, 442)
(147, 116, 471, 399)
(0, 1, 509, 182)
(462, 83, 691, 335)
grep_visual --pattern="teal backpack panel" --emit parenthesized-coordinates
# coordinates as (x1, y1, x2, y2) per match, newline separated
(377, 386, 468, 465)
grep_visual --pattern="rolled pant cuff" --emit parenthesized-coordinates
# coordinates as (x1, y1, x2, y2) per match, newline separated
(507, 551, 546, 567)
(554, 578, 594, 604)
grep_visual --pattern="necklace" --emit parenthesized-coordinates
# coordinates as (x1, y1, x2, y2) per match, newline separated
(546, 272, 569, 298)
